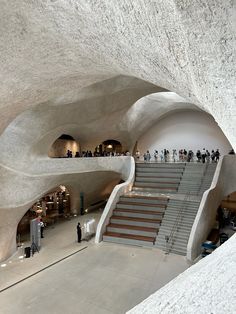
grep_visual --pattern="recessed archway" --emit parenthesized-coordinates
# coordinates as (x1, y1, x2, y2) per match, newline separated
(16, 185, 71, 245)
(94, 139, 122, 156)
(48, 134, 80, 158)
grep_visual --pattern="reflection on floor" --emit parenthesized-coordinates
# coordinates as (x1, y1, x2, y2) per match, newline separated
(0, 210, 189, 314)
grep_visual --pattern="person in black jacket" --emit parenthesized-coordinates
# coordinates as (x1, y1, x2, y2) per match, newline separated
(215, 149, 220, 162)
(77, 222, 82, 243)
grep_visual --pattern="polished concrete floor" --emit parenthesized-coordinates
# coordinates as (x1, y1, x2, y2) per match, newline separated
(0, 211, 189, 314)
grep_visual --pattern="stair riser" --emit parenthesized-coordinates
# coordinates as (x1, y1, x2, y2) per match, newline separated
(132, 187, 177, 193)
(135, 177, 180, 183)
(159, 223, 191, 229)
(136, 164, 185, 169)
(136, 172, 182, 178)
(157, 238, 189, 245)
(135, 182, 179, 188)
(165, 206, 199, 211)
(103, 236, 154, 247)
(107, 227, 157, 237)
(120, 197, 168, 205)
(116, 204, 165, 212)
(157, 234, 189, 242)
(136, 169, 184, 174)
(110, 218, 160, 228)
(158, 227, 191, 233)
(162, 215, 196, 220)
(163, 212, 197, 217)
(166, 206, 199, 209)
(113, 211, 163, 219)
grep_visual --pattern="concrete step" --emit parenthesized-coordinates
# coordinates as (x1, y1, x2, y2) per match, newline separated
(107, 223, 158, 237)
(134, 181, 179, 188)
(160, 219, 195, 227)
(136, 172, 182, 178)
(135, 177, 180, 183)
(136, 168, 184, 173)
(163, 214, 197, 221)
(103, 232, 155, 247)
(110, 216, 161, 228)
(157, 235, 189, 246)
(132, 187, 177, 194)
(159, 225, 192, 233)
(116, 202, 166, 212)
(166, 202, 199, 207)
(166, 206, 199, 211)
(136, 163, 185, 169)
(113, 209, 163, 219)
(157, 232, 189, 241)
(120, 196, 168, 205)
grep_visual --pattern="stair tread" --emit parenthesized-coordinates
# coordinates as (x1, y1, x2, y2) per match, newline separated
(111, 216, 161, 223)
(134, 185, 177, 190)
(122, 195, 168, 201)
(108, 223, 157, 232)
(135, 180, 179, 184)
(114, 208, 163, 215)
(118, 201, 166, 208)
(104, 232, 155, 242)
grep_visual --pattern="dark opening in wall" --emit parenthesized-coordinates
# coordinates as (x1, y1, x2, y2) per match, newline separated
(58, 134, 75, 140)
(49, 134, 79, 158)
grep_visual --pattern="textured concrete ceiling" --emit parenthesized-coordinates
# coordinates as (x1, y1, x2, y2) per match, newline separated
(0, 0, 235, 145)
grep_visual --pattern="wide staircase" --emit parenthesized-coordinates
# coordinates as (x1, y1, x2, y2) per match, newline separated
(133, 163, 185, 193)
(103, 195, 168, 247)
(103, 162, 217, 254)
(155, 198, 200, 255)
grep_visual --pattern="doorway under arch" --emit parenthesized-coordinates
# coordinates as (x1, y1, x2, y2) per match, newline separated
(48, 134, 80, 158)
(95, 139, 122, 156)
(16, 185, 71, 245)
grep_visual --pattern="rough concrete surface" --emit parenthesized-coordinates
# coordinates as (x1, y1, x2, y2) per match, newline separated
(0, 1, 235, 312)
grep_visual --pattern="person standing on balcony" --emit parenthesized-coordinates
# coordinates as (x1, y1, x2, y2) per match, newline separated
(215, 149, 220, 162)
(201, 148, 206, 163)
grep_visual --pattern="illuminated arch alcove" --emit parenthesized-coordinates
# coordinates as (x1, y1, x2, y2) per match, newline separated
(16, 185, 71, 244)
(48, 134, 80, 158)
(95, 139, 123, 156)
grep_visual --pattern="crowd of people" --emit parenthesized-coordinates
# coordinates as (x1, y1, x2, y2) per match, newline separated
(60, 148, 235, 161)
(137, 148, 224, 163)
(65, 150, 131, 158)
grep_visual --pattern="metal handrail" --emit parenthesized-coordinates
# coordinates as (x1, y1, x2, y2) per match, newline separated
(197, 163, 209, 195)
(165, 192, 191, 254)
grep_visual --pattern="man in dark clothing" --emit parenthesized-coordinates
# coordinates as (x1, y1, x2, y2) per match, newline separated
(215, 149, 220, 162)
(77, 222, 82, 243)
(39, 219, 45, 238)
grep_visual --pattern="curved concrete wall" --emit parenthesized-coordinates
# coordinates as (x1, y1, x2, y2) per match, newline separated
(0, 157, 133, 262)
(138, 110, 232, 156)
(187, 155, 236, 261)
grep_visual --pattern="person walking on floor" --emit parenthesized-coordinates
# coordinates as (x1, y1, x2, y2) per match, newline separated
(77, 222, 82, 243)
(39, 219, 45, 238)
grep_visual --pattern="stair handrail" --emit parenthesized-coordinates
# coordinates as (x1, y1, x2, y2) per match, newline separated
(176, 162, 186, 192)
(197, 163, 209, 195)
(165, 192, 191, 254)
